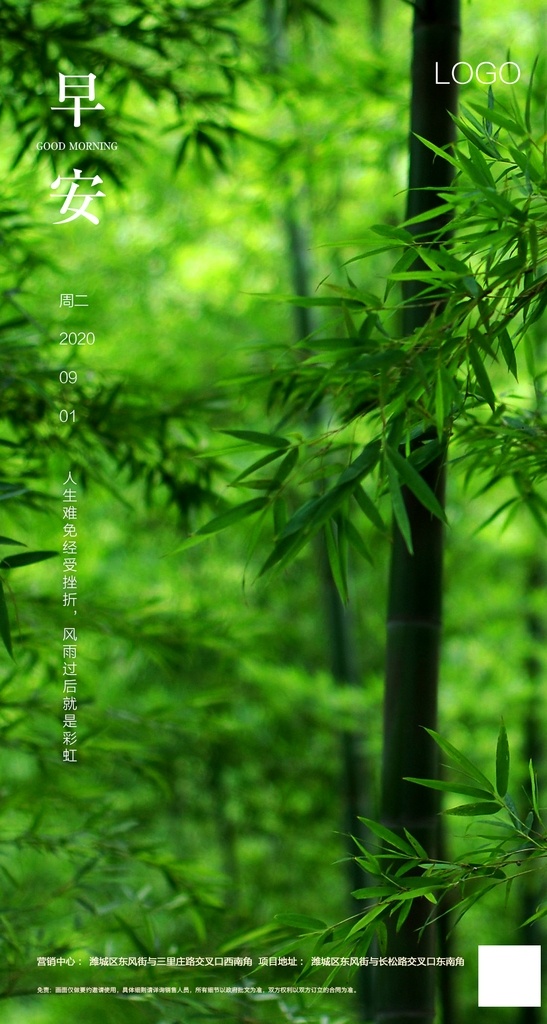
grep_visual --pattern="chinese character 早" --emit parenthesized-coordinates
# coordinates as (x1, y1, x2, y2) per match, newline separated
(52, 73, 105, 128)
(50, 169, 105, 225)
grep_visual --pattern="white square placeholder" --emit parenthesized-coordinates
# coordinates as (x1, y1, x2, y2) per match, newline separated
(478, 945, 541, 1007)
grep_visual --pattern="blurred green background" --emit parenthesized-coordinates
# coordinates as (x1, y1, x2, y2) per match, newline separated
(0, 1, 545, 1022)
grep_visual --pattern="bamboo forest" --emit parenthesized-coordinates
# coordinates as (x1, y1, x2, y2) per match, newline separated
(1, 1, 547, 1022)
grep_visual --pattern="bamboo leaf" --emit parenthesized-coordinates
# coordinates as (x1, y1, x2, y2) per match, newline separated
(385, 457, 413, 554)
(386, 446, 447, 524)
(470, 326, 497, 361)
(274, 446, 299, 483)
(451, 881, 499, 930)
(258, 536, 303, 578)
(396, 899, 413, 932)
(353, 484, 385, 532)
(389, 270, 456, 283)
(403, 829, 428, 859)
(173, 533, 211, 554)
(424, 729, 495, 793)
(273, 497, 287, 538)
(402, 202, 454, 229)
(435, 369, 446, 439)
(220, 921, 285, 953)
(395, 883, 445, 899)
(495, 721, 510, 798)
(444, 801, 500, 817)
(342, 302, 357, 337)
(275, 914, 326, 931)
(468, 339, 496, 412)
(504, 876, 514, 913)
(412, 134, 459, 168)
(468, 103, 526, 135)
(266, 293, 366, 309)
(197, 498, 268, 536)
(0, 550, 57, 570)
(337, 441, 382, 488)
(220, 429, 290, 449)
(529, 760, 541, 821)
(525, 56, 539, 133)
(343, 517, 373, 564)
(523, 811, 534, 837)
(276, 484, 353, 547)
(504, 792, 520, 827)
(358, 817, 415, 856)
(376, 920, 388, 955)
(352, 886, 398, 899)
(231, 448, 286, 483)
(465, 144, 495, 188)
(521, 903, 547, 928)
(372, 223, 414, 243)
(242, 506, 269, 566)
(395, 876, 448, 892)
(497, 327, 517, 379)
(450, 116, 500, 157)
(325, 520, 348, 603)
(404, 777, 495, 800)
(355, 857, 382, 880)
(347, 901, 388, 938)
(0, 580, 13, 659)
(353, 842, 381, 875)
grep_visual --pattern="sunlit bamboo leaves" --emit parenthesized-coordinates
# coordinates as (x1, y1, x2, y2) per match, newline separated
(0, 580, 14, 659)
(288, 725, 547, 974)
(495, 721, 510, 798)
(176, 88, 547, 580)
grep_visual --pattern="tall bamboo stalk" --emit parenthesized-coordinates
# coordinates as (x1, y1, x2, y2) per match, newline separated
(376, 4, 459, 1023)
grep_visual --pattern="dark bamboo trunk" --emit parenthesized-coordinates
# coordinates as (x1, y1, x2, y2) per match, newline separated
(375, 4, 459, 1024)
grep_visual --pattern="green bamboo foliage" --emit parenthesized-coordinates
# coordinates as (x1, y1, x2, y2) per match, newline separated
(376, 3, 459, 1022)
(169, 11, 547, 999)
